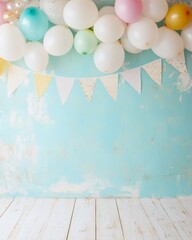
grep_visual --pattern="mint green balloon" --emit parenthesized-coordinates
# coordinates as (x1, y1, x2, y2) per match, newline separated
(19, 7, 49, 41)
(74, 30, 98, 55)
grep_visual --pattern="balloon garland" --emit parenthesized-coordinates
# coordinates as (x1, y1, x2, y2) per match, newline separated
(0, 0, 192, 74)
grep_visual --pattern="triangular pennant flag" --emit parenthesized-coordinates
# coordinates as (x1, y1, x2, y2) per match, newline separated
(7, 64, 28, 97)
(166, 51, 187, 74)
(0, 58, 9, 79)
(34, 73, 52, 98)
(121, 67, 141, 94)
(55, 76, 75, 104)
(80, 78, 96, 101)
(100, 74, 118, 100)
(142, 59, 162, 85)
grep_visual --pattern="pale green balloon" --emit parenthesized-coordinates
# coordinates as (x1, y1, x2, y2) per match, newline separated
(74, 30, 98, 55)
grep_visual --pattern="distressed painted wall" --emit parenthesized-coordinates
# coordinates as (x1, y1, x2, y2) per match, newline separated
(0, 47, 192, 198)
(0, 0, 192, 197)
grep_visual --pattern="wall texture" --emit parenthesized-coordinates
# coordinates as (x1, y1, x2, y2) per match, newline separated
(0, 47, 192, 198)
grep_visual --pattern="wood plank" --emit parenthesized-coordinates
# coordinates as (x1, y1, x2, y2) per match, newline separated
(96, 198, 124, 240)
(141, 198, 181, 240)
(117, 198, 158, 240)
(0, 198, 34, 240)
(0, 198, 13, 217)
(8, 198, 35, 240)
(42, 199, 75, 240)
(68, 198, 95, 240)
(160, 198, 192, 240)
(178, 196, 192, 216)
(15, 199, 56, 240)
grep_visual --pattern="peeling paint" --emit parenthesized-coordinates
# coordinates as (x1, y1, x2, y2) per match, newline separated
(120, 184, 141, 197)
(27, 93, 54, 125)
(50, 178, 111, 195)
(175, 73, 192, 92)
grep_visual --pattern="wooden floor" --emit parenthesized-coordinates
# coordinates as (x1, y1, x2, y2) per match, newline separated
(0, 197, 192, 240)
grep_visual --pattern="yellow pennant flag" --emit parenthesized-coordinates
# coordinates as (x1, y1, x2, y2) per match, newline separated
(34, 73, 52, 97)
(0, 58, 8, 76)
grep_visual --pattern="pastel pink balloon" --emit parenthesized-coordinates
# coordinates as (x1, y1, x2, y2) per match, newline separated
(115, 0, 143, 23)
(0, 2, 7, 25)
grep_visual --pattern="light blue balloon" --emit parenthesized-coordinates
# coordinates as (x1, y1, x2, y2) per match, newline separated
(19, 7, 49, 41)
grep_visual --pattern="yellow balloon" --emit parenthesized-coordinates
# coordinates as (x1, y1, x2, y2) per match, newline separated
(0, 58, 8, 76)
(165, 3, 192, 30)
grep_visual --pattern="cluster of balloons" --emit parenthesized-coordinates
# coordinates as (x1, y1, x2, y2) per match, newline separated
(0, 0, 192, 74)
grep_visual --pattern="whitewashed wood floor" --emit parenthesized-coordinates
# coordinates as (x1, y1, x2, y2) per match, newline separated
(0, 197, 192, 240)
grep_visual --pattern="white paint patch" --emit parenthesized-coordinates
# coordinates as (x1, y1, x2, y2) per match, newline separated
(9, 111, 23, 128)
(175, 73, 192, 92)
(120, 183, 141, 197)
(50, 178, 111, 195)
(0, 186, 8, 195)
(168, 72, 175, 78)
(27, 93, 54, 125)
(0, 138, 37, 195)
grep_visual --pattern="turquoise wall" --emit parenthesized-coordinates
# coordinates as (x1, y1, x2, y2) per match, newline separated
(0, 47, 192, 198)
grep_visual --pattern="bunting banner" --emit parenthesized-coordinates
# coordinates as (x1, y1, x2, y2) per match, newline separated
(80, 77, 96, 101)
(7, 64, 28, 97)
(2, 52, 190, 104)
(34, 73, 52, 98)
(100, 74, 119, 100)
(55, 76, 75, 104)
(166, 52, 187, 74)
(121, 67, 141, 94)
(142, 59, 162, 86)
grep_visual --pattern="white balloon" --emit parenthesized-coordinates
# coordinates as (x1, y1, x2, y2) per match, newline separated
(24, 42, 49, 71)
(0, 24, 26, 61)
(152, 26, 184, 59)
(120, 31, 142, 54)
(142, 0, 168, 22)
(99, 6, 115, 17)
(94, 42, 125, 73)
(40, 0, 68, 25)
(43, 25, 73, 56)
(94, 15, 125, 43)
(127, 17, 159, 50)
(63, 0, 98, 30)
(181, 23, 192, 52)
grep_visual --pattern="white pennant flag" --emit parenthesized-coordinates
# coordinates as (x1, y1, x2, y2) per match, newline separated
(7, 64, 28, 97)
(142, 59, 162, 85)
(121, 67, 141, 94)
(166, 51, 187, 74)
(55, 76, 75, 104)
(100, 74, 118, 100)
(80, 77, 96, 101)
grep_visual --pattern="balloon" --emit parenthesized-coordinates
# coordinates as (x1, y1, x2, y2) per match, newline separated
(0, 58, 8, 76)
(115, 0, 143, 23)
(43, 25, 73, 56)
(94, 15, 125, 43)
(19, 7, 49, 41)
(120, 31, 142, 54)
(40, 0, 68, 25)
(63, 0, 98, 30)
(165, 3, 192, 30)
(24, 42, 49, 72)
(127, 17, 159, 50)
(0, 23, 26, 61)
(74, 29, 98, 55)
(94, 42, 125, 73)
(99, 6, 115, 17)
(0, 2, 7, 24)
(152, 26, 184, 59)
(181, 23, 192, 52)
(142, 0, 168, 22)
